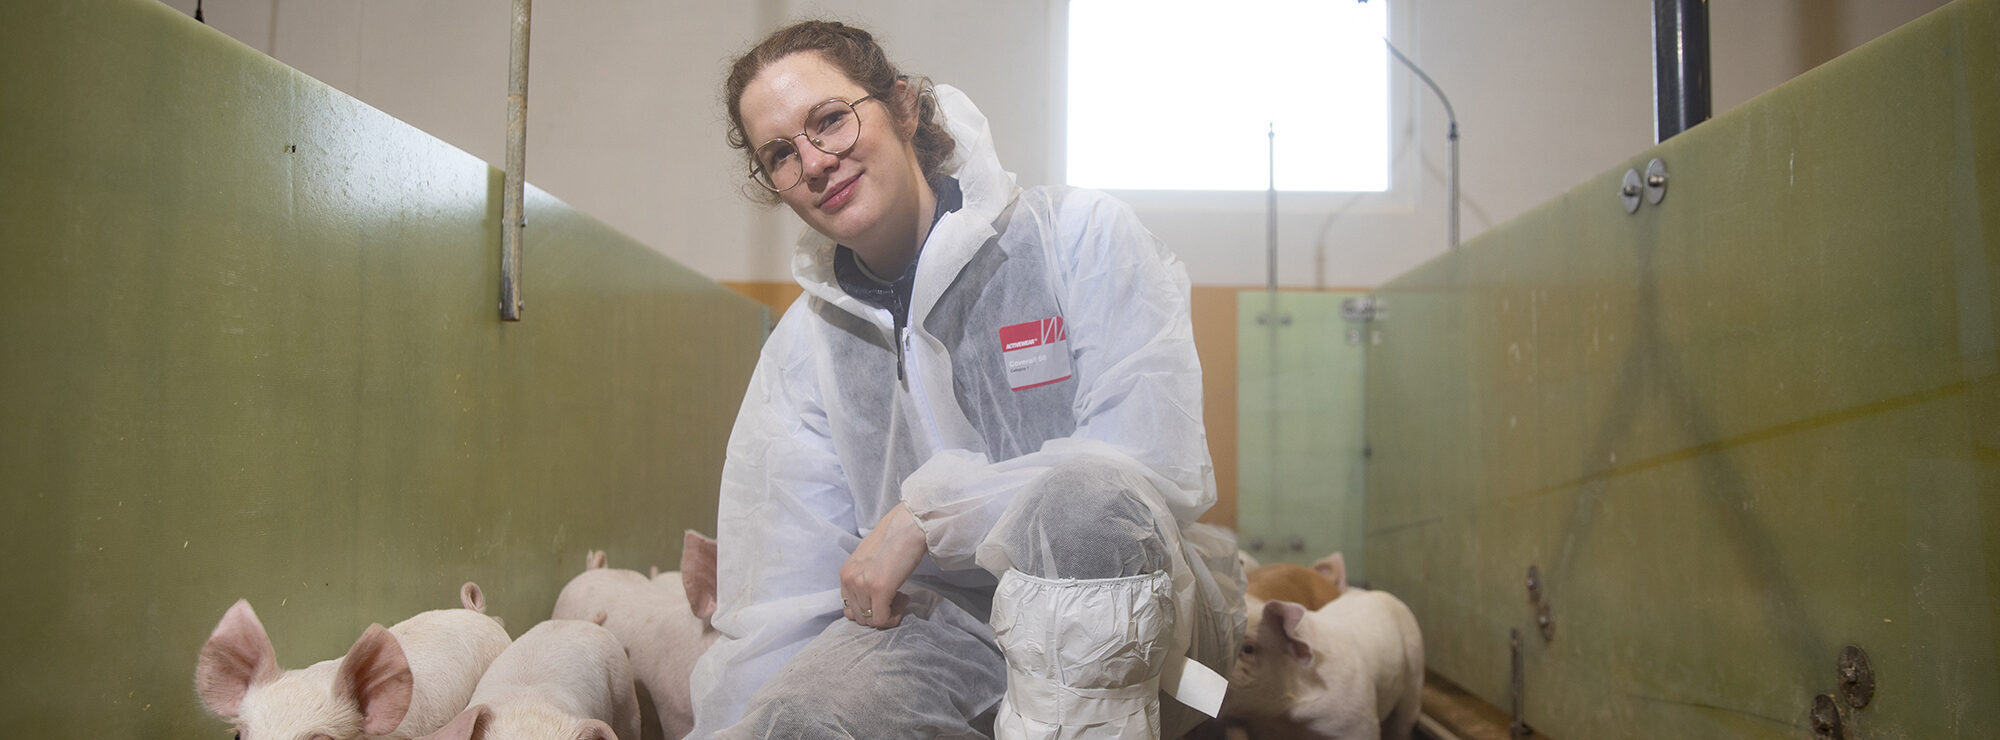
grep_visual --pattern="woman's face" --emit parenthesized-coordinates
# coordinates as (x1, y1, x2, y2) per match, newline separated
(738, 52, 930, 270)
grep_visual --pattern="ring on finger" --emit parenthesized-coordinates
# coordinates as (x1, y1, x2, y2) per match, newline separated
(861, 608, 874, 618)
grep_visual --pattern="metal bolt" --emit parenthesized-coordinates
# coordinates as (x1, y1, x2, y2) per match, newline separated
(1837, 645, 1875, 709)
(1248, 538, 1265, 552)
(1287, 536, 1305, 552)
(1810, 694, 1843, 740)
(1526, 565, 1553, 640)
(1643, 158, 1669, 205)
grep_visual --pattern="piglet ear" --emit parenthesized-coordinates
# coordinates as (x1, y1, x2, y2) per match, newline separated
(1237, 549, 1263, 574)
(195, 599, 281, 718)
(1313, 552, 1348, 592)
(420, 704, 494, 740)
(1260, 600, 1313, 664)
(338, 624, 413, 735)
(682, 530, 719, 622)
(575, 718, 619, 740)
(460, 582, 487, 613)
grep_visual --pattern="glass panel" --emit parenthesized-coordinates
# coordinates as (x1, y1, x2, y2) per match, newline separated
(1237, 291, 1370, 575)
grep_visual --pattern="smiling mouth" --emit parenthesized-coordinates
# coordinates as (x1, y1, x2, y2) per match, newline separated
(818, 176, 859, 209)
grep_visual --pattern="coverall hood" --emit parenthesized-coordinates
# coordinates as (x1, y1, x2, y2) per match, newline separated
(790, 84, 1022, 331)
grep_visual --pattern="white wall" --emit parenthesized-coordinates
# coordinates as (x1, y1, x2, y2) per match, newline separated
(159, 0, 1947, 289)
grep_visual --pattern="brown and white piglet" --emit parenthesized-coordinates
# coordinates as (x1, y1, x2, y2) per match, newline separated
(418, 616, 641, 740)
(554, 531, 720, 740)
(195, 582, 512, 739)
(1246, 559, 1343, 611)
(1221, 587, 1424, 740)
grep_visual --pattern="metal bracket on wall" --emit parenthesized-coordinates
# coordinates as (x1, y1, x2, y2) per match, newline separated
(1509, 628, 1533, 739)
(1342, 294, 1380, 346)
(1341, 295, 1378, 322)
(1525, 564, 1555, 641)
(1620, 158, 1671, 215)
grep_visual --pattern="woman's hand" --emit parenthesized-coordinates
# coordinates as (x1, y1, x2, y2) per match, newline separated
(840, 503, 927, 628)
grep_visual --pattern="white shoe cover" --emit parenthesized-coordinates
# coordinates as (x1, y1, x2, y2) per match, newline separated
(990, 569, 1174, 740)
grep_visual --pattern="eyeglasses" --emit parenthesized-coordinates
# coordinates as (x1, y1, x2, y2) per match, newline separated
(749, 96, 875, 193)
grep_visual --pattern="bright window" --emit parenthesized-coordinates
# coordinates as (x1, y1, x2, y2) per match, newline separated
(1067, 0, 1389, 192)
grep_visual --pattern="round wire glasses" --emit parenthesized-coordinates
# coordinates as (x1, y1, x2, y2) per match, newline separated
(749, 95, 875, 193)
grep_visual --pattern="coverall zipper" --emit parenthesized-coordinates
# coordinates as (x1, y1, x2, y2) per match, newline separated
(901, 325, 947, 449)
(894, 310, 906, 381)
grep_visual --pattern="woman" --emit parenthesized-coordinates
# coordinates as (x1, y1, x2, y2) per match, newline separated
(690, 20, 1245, 740)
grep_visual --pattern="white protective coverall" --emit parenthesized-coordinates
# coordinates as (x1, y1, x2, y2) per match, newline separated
(687, 84, 1246, 740)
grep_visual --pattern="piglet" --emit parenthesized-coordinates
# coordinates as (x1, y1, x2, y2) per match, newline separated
(1246, 559, 1342, 611)
(195, 582, 512, 739)
(1237, 549, 1263, 575)
(1312, 552, 1350, 591)
(653, 530, 719, 626)
(553, 531, 720, 740)
(419, 615, 641, 740)
(1221, 587, 1424, 740)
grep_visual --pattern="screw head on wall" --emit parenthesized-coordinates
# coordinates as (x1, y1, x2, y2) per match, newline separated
(1810, 694, 1843, 740)
(1837, 645, 1875, 709)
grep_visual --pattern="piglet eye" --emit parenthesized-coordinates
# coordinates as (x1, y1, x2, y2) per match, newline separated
(1240, 643, 1256, 656)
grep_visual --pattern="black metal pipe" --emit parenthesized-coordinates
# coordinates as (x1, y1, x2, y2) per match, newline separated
(1652, 0, 1711, 141)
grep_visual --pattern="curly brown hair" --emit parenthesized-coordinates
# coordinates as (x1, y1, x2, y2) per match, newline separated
(724, 20, 956, 204)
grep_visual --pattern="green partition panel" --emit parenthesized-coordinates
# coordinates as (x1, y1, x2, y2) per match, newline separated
(1363, 1, 1998, 737)
(1237, 291, 1369, 574)
(0, 1, 766, 734)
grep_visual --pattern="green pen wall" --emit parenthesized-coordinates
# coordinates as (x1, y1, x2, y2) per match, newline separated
(1361, 0, 1999, 737)
(0, 0, 765, 734)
